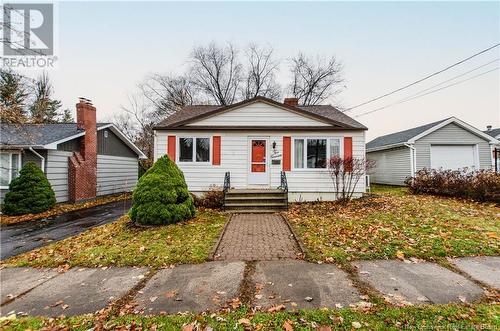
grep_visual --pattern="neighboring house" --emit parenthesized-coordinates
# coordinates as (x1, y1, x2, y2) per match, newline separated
(1, 99, 146, 203)
(153, 96, 367, 202)
(366, 117, 499, 186)
(484, 126, 500, 171)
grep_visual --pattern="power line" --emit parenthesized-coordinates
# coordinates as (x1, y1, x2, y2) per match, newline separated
(344, 43, 500, 112)
(354, 66, 499, 118)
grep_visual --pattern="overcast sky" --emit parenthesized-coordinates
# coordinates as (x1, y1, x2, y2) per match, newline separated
(17, 1, 500, 141)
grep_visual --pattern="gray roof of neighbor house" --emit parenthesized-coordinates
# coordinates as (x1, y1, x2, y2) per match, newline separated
(154, 96, 367, 130)
(484, 128, 500, 138)
(366, 118, 450, 150)
(0, 123, 109, 147)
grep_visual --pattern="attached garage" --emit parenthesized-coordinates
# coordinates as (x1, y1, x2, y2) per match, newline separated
(366, 117, 498, 186)
(430, 145, 478, 170)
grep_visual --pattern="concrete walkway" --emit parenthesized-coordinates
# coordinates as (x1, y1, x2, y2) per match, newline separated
(1, 200, 131, 260)
(1, 256, 497, 316)
(214, 214, 301, 261)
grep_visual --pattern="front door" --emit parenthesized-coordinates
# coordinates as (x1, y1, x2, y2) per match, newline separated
(248, 138, 269, 185)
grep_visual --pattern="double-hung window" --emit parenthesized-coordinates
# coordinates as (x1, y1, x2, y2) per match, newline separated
(178, 137, 211, 163)
(0, 152, 21, 188)
(293, 138, 342, 169)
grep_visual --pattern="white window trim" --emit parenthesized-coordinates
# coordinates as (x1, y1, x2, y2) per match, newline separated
(292, 136, 344, 171)
(0, 151, 22, 189)
(177, 136, 212, 164)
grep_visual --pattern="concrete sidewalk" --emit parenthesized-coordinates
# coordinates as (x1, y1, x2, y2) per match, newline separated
(1, 256, 497, 316)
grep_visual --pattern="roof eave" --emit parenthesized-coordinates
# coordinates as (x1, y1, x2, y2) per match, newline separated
(366, 142, 408, 153)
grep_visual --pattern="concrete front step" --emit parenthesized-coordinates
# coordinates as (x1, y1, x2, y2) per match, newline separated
(224, 188, 288, 213)
(228, 209, 284, 214)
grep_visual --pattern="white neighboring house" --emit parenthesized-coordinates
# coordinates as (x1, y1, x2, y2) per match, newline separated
(153, 96, 368, 202)
(484, 126, 500, 172)
(366, 117, 499, 186)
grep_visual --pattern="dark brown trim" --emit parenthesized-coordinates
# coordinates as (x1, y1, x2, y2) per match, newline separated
(153, 125, 367, 131)
(161, 96, 362, 130)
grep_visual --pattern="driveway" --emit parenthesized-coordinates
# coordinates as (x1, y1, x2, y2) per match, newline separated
(0, 199, 131, 260)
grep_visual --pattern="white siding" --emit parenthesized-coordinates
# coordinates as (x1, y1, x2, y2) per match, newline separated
(97, 155, 138, 196)
(187, 102, 330, 127)
(155, 129, 366, 202)
(45, 150, 72, 202)
(414, 123, 492, 170)
(367, 147, 411, 186)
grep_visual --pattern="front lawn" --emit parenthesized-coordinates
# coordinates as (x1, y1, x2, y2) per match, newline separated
(2, 304, 498, 330)
(287, 186, 499, 263)
(1, 209, 226, 268)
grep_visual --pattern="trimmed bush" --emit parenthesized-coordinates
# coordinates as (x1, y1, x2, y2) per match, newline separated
(193, 185, 224, 209)
(405, 168, 500, 203)
(3, 161, 56, 215)
(129, 156, 195, 225)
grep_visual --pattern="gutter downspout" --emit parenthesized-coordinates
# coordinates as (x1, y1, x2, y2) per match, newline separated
(404, 143, 416, 178)
(29, 147, 45, 173)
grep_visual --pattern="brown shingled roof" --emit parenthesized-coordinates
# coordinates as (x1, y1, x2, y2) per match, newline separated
(154, 96, 367, 130)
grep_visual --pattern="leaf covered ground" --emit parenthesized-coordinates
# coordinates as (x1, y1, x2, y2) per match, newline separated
(1, 209, 226, 268)
(1, 304, 498, 330)
(286, 185, 499, 263)
(0, 193, 131, 225)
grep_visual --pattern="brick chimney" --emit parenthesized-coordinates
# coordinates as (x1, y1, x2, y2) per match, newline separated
(283, 98, 299, 107)
(68, 98, 97, 202)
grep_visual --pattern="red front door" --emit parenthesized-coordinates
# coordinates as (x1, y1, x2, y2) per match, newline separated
(251, 140, 266, 172)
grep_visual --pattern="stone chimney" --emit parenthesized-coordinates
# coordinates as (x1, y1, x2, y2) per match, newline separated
(68, 98, 97, 202)
(283, 98, 299, 107)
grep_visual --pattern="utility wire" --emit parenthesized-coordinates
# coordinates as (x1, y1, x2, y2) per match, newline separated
(344, 43, 500, 112)
(354, 66, 499, 118)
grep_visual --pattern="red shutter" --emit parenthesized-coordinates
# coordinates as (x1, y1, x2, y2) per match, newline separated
(167, 135, 176, 162)
(344, 137, 353, 172)
(213, 136, 221, 165)
(283, 136, 291, 171)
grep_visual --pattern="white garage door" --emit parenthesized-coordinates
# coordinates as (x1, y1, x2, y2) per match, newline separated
(430, 145, 477, 170)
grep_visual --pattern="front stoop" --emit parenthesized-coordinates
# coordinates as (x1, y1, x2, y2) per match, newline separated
(224, 189, 287, 213)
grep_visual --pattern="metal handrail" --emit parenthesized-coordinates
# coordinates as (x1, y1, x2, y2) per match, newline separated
(223, 171, 230, 194)
(279, 171, 289, 208)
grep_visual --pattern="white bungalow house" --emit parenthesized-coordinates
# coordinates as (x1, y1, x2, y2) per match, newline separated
(366, 117, 499, 186)
(153, 96, 368, 208)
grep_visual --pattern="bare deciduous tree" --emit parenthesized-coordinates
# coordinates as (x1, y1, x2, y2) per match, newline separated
(289, 53, 343, 105)
(241, 44, 281, 100)
(140, 74, 197, 117)
(190, 42, 242, 106)
(117, 93, 156, 166)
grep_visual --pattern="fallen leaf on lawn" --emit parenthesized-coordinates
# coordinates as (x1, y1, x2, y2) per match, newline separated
(61, 304, 69, 310)
(352, 321, 362, 329)
(182, 323, 195, 331)
(396, 251, 405, 260)
(139, 246, 145, 252)
(290, 302, 298, 307)
(255, 294, 263, 300)
(230, 297, 241, 309)
(238, 318, 251, 326)
(335, 303, 343, 309)
(485, 232, 498, 239)
(283, 320, 294, 331)
(268, 304, 286, 313)
(316, 326, 332, 331)
(459, 295, 467, 303)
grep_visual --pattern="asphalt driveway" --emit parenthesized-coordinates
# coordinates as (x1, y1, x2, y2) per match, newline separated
(0, 199, 131, 260)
